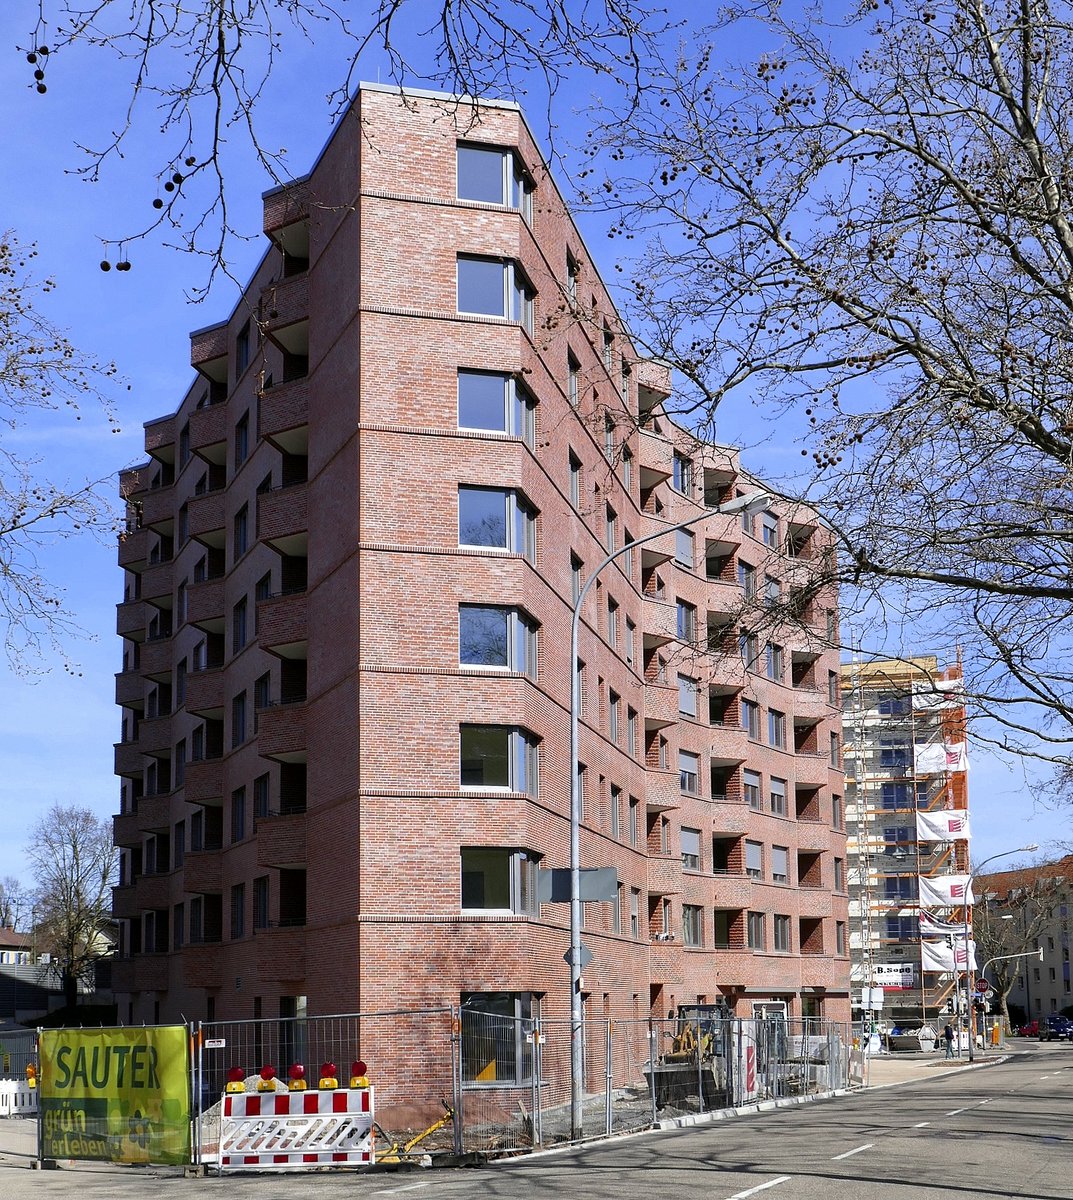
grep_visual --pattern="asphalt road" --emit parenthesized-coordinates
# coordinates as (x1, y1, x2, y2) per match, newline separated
(4, 1044, 1071, 1198)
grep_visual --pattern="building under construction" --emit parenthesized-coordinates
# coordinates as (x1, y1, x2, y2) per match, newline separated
(843, 657, 969, 1028)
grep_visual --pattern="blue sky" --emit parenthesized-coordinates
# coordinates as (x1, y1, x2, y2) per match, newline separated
(0, 3, 1064, 892)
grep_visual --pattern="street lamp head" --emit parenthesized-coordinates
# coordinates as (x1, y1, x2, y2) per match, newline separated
(1021, 843, 1040, 853)
(719, 490, 777, 517)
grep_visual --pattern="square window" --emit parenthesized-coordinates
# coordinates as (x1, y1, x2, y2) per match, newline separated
(458, 486, 537, 562)
(459, 725, 538, 794)
(458, 370, 536, 446)
(456, 144, 532, 217)
(457, 256, 534, 330)
(461, 847, 540, 915)
(459, 605, 538, 677)
(460, 992, 535, 1086)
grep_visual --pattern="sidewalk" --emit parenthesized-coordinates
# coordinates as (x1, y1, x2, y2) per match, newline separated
(864, 1046, 1010, 1088)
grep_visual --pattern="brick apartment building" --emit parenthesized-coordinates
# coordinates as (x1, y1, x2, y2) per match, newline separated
(112, 85, 849, 1034)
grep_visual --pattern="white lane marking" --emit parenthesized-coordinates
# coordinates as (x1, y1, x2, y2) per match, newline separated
(946, 1106, 975, 1115)
(372, 1186, 431, 1196)
(913, 1121, 930, 1128)
(728, 1178, 792, 1200)
(832, 1143, 874, 1160)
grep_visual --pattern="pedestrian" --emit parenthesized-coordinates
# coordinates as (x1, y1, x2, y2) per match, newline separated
(943, 1022, 955, 1059)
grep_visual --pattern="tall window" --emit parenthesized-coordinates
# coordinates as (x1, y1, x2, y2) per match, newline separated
(677, 600, 697, 642)
(459, 725, 539, 794)
(609, 690, 621, 743)
(681, 827, 701, 870)
(230, 882, 245, 939)
(770, 777, 787, 817)
(234, 410, 250, 467)
(456, 144, 532, 218)
(568, 352, 581, 406)
(458, 486, 537, 563)
(231, 691, 247, 748)
(607, 599, 619, 648)
(682, 904, 703, 947)
(571, 553, 583, 604)
(834, 857, 845, 891)
(627, 707, 638, 758)
(761, 511, 779, 547)
(740, 630, 760, 671)
(742, 699, 760, 739)
(457, 370, 536, 447)
(836, 921, 847, 955)
(774, 914, 791, 952)
(745, 840, 763, 879)
(629, 796, 639, 845)
(678, 674, 697, 717)
(566, 250, 579, 303)
(832, 794, 844, 830)
(253, 876, 270, 929)
(459, 605, 538, 677)
(743, 769, 762, 810)
(830, 731, 841, 766)
(772, 846, 789, 884)
(672, 453, 694, 495)
(675, 529, 694, 569)
(461, 848, 540, 914)
(679, 750, 700, 795)
(625, 619, 636, 667)
(457, 256, 534, 331)
(747, 911, 765, 950)
(738, 560, 756, 598)
(233, 503, 249, 559)
(569, 451, 581, 507)
(605, 504, 617, 553)
(230, 786, 246, 843)
(768, 709, 786, 749)
(766, 642, 784, 681)
(254, 772, 270, 819)
(232, 596, 248, 654)
(610, 785, 621, 838)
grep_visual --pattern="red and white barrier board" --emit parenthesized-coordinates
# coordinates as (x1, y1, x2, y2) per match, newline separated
(219, 1087, 374, 1171)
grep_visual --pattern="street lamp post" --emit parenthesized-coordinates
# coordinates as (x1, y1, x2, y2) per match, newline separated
(962, 844, 1038, 1062)
(977, 947, 1043, 1051)
(568, 488, 774, 1139)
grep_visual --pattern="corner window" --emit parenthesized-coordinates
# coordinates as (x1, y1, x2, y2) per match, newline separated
(461, 848, 540, 914)
(457, 370, 536, 447)
(458, 486, 537, 563)
(457, 256, 534, 331)
(459, 605, 538, 677)
(456, 144, 533, 219)
(459, 724, 539, 794)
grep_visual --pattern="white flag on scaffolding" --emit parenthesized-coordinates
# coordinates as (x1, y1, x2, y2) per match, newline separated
(916, 810, 972, 842)
(920, 937, 977, 972)
(918, 873, 974, 908)
(912, 679, 965, 711)
(913, 742, 970, 774)
(918, 912, 965, 938)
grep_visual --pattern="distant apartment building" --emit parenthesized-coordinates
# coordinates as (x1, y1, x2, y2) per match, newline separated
(977, 855, 1073, 1024)
(112, 85, 849, 1035)
(843, 658, 969, 1026)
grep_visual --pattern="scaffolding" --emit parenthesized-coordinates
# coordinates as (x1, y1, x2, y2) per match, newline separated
(843, 656, 969, 1029)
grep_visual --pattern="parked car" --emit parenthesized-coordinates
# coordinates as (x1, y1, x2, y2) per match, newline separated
(1038, 1015, 1072, 1041)
(1018, 1020, 1039, 1037)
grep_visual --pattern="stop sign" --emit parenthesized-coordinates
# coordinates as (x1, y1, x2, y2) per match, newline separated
(975, 978, 992, 995)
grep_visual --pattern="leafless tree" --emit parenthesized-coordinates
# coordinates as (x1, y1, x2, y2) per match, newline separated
(26, 803, 115, 1009)
(0, 232, 123, 669)
(22, 0, 669, 295)
(582, 0, 1073, 771)
(22, 1, 1073, 768)
(974, 870, 1061, 1031)
(0, 875, 28, 929)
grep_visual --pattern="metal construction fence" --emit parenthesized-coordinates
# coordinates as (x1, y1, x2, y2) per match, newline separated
(194, 1009, 859, 1161)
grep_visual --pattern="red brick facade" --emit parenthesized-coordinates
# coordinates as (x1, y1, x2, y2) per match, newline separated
(113, 86, 849, 1028)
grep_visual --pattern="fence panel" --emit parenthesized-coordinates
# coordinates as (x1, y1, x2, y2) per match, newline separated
(0, 1028, 37, 1082)
(197, 1009, 458, 1166)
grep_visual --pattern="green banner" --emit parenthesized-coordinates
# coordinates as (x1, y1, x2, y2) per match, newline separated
(39, 1026, 191, 1165)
